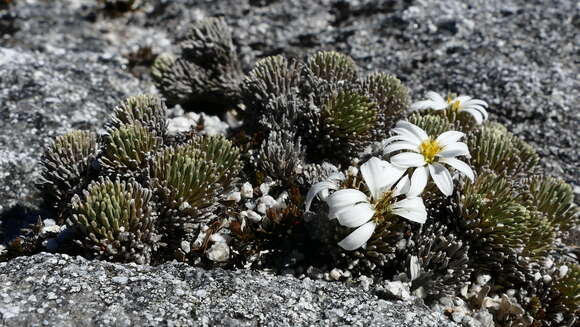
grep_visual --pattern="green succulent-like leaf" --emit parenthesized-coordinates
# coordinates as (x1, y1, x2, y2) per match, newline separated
(362, 72, 410, 124)
(109, 94, 168, 138)
(242, 55, 302, 105)
(551, 264, 580, 323)
(307, 51, 358, 83)
(150, 136, 241, 212)
(468, 122, 539, 177)
(153, 18, 243, 110)
(68, 177, 156, 264)
(181, 17, 239, 68)
(39, 130, 98, 216)
(451, 173, 535, 275)
(100, 123, 160, 172)
(323, 91, 377, 140)
(521, 176, 579, 233)
(190, 135, 242, 189)
(151, 53, 176, 84)
(408, 113, 455, 138)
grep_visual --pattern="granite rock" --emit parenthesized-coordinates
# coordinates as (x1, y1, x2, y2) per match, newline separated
(0, 253, 461, 327)
(0, 0, 577, 326)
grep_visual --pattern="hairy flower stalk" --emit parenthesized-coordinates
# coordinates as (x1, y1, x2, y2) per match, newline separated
(307, 157, 427, 250)
(386, 121, 474, 196)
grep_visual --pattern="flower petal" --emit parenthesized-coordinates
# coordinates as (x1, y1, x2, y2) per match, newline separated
(407, 166, 429, 197)
(462, 104, 489, 120)
(384, 141, 419, 154)
(392, 197, 427, 223)
(391, 152, 426, 168)
(305, 181, 338, 211)
(438, 142, 470, 158)
(337, 221, 376, 251)
(463, 99, 488, 108)
(436, 131, 465, 147)
(393, 175, 411, 197)
(385, 134, 419, 145)
(440, 157, 475, 182)
(460, 108, 484, 124)
(411, 100, 436, 111)
(361, 157, 406, 199)
(459, 105, 489, 120)
(456, 95, 472, 103)
(396, 121, 429, 143)
(389, 128, 422, 146)
(336, 202, 375, 228)
(429, 163, 454, 196)
(327, 189, 369, 219)
(426, 91, 447, 108)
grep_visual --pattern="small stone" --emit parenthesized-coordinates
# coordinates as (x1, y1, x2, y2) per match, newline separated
(244, 210, 262, 222)
(558, 265, 569, 278)
(259, 182, 271, 195)
(206, 242, 230, 262)
(241, 182, 253, 198)
(329, 269, 342, 281)
(226, 191, 241, 202)
(112, 276, 129, 285)
(180, 241, 191, 254)
(256, 195, 276, 214)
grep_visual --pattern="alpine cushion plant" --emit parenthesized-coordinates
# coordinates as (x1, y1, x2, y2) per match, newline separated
(386, 121, 474, 196)
(411, 91, 489, 124)
(306, 157, 427, 251)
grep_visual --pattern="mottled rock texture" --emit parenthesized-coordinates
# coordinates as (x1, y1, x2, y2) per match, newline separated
(0, 0, 577, 326)
(0, 253, 460, 327)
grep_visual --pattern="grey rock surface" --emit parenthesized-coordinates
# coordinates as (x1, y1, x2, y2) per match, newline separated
(1, 0, 577, 216)
(0, 0, 577, 326)
(0, 253, 460, 327)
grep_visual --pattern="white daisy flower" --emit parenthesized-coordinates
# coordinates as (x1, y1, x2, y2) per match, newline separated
(306, 157, 427, 251)
(411, 91, 489, 124)
(386, 121, 475, 197)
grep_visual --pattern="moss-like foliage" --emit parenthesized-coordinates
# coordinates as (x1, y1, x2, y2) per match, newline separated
(257, 130, 306, 184)
(100, 123, 160, 173)
(21, 32, 580, 325)
(242, 55, 302, 108)
(399, 223, 473, 301)
(39, 130, 98, 219)
(468, 122, 539, 178)
(551, 264, 580, 325)
(361, 72, 410, 129)
(522, 176, 579, 234)
(322, 91, 377, 140)
(68, 177, 157, 264)
(150, 136, 241, 214)
(30, 94, 242, 264)
(108, 94, 168, 139)
(243, 50, 410, 168)
(153, 17, 243, 110)
(307, 51, 357, 84)
(450, 174, 529, 268)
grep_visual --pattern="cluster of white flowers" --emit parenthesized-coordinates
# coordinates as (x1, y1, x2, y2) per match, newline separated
(306, 92, 487, 251)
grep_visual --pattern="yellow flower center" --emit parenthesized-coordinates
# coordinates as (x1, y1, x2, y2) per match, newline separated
(446, 95, 461, 112)
(372, 191, 394, 224)
(419, 138, 442, 164)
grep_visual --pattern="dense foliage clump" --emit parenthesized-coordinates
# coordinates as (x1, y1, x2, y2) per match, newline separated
(2, 18, 577, 327)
